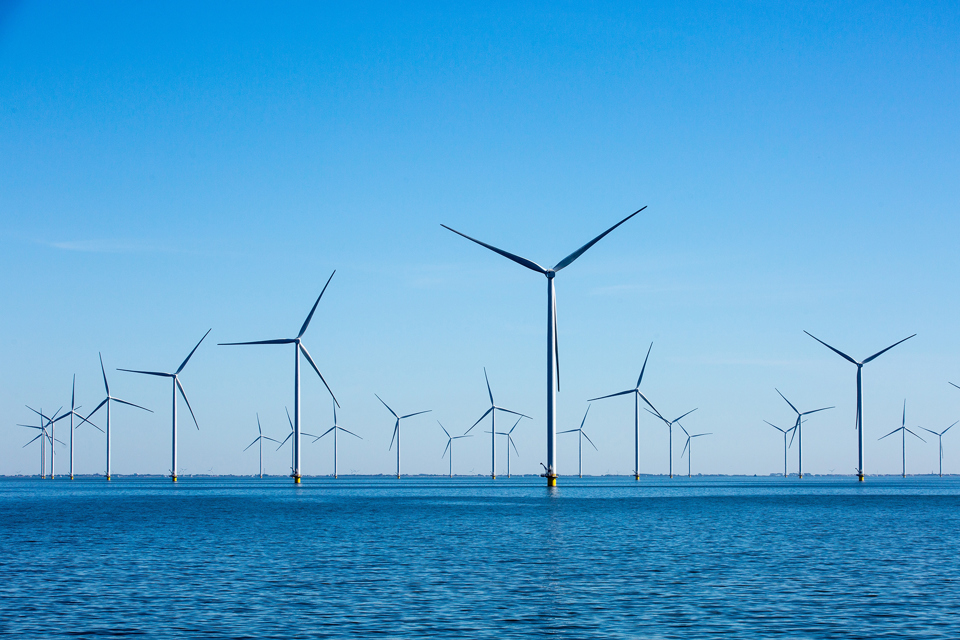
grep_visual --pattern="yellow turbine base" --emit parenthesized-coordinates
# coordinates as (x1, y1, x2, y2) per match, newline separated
(106, 476, 111, 481)
(547, 477, 557, 487)
(172, 476, 178, 482)
(294, 476, 301, 484)
(635, 475, 640, 481)
(858, 475, 865, 482)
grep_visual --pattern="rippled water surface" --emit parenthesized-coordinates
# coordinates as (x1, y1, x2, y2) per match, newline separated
(2, 475, 959, 638)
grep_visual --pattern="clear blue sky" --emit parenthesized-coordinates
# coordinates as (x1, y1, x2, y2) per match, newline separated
(2, 1, 958, 477)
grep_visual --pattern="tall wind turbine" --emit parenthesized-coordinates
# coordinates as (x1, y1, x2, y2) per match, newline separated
(276, 407, 320, 477)
(376, 395, 430, 478)
(243, 413, 279, 478)
(464, 368, 529, 479)
(878, 400, 925, 478)
(645, 407, 697, 478)
(588, 342, 660, 480)
(314, 400, 362, 478)
(443, 206, 645, 486)
(119, 329, 210, 482)
(52, 376, 102, 479)
(921, 421, 957, 478)
(220, 271, 339, 483)
(763, 420, 796, 478)
(679, 424, 711, 477)
(775, 389, 833, 479)
(18, 408, 58, 478)
(494, 416, 525, 478)
(24, 407, 60, 478)
(84, 354, 152, 481)
(805, 331, 915, 481)
(438, 421, 471, 478)
(559, 405, 597, 478)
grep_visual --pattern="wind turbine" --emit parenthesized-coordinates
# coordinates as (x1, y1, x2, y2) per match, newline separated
(921, 421, 957, 478)
(276, 407, 320, 477)
(775, 389, 833, 479)
(588, 342, 661, 480)
(84, 353, 152, 480)
(878, 400, 925, 478)
(679, 424, 711, 477)
(18, 408, 58, 478)
(243, 413, 279, 478)
(51, 376, 102, 479)
(438, 421, 471, 478)
(376, 395, 430, 478)
(119, 329, 210, 482)
(645, 407, 697, 478)
(805, 331, 915, 481)
(220, 271, 339, 483)
(443, 206, 645, 485)
(494, 416, 525, 478)
(464, 368, 529, 479)
(763, 420, 796, 478)
(314, 400, 362, 478)
(24, 406, 60, 478)
(559, 405, 597, 478)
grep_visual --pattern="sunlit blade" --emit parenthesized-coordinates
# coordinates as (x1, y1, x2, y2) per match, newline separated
(389, 423, 399, 450)
(176, 379, 199, 430)
(637, 342, 653, 388)
(339, 427, 362, 440)
(285, 407, 295, 432)
(801, 406, 834, 416)
(176, 328, 212, 374)
(440, 224, 547, 274)
(902, 399, 906, 428)
(484, 368, 494, 405)
(301, 431, 320, 439)
(71, 374, 76, 411)
(878, 427, 901, 440)
(587, 389, 633, 402)
(437, 421, 450, 438)
(99, 352, 110, 395)
(218, 338, 295, 346)
(465, 407, 493, 433)
(803, 331, 858, 365)
(582, 431, 598, 451)
(243, 438, 260, 452)
(112, 398, 153, 413)
(300, 344, 339, 407)
(375, 394, 399, 419)
(672, 408, 697, 424)
(775, 389, 800, 415)
(862, 334, 916, 364)
(552, 207, 646, 272)
(298, 270, 336, 339)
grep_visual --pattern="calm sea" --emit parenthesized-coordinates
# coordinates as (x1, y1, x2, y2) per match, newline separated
(1, 476, 958, 639)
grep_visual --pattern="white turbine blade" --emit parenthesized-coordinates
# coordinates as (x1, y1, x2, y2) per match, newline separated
(316, 426, 336, 440)
(943, 421, 958, 435)
(285, 407, 294, 431)
(681, 438, 690, 458)
(176, 328, 212, 374)
(552, 206, 646, 272)
(176, 378, 199, 430)
(99, 352, 110, 395)
(243, 438, 260, 452)
(437, 421, 451, 438)
(636, 392, 662, 419)
(679, 423, 690, 438)
(257, 413, 262, 436)
(299, 343, 339, 407)
(803, 331, 858, 365)
(23, 433, 43, 447)
(673, 408, 697, 424)
(276, 432, 292, 450)
(339, 427, 362, 440)
(862, 334, 916, 364)
(582, 431, 598, 451)
(878, 427, 901, 441)
(643, 406, 670, 425)
(400, 409, 431, 420)
(389, 423, 399, 450)
(298, 270, 336, 339)
(775, 389, 800, 416)
(801, 406, 834, 416)
(904, 428, 925, 442)
(375, 394, 399, 419)
(764, 420, 786, 433)
(580, 405, 590, 429)
(692, 433, 712, 438)
(509, 416, 524, 434)
(218, 338, 296, 346)
(509, 435, 520, 457)
(75, 413, 103, 433)
(553, 291, 560, 392)
(494, 407, 530, 419)
(920, 427, 940, 437)
(262, 436, 280, 444)
(558, 428, 579, 434)
(637, 342, 653, 388)
(117, 369, 172, 378)
(484, 368, 494, 405)
(84, 398, 108, 421)
(588, 389, 634, 402)
(111, 398, 153, 413)
(950, 381, 960, 391)
(442, 439, 451, 459)
(466, 407, 493, 433)
(440, 224, 547, 274)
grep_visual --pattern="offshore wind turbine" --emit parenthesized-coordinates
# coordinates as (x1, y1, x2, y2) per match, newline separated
(220, 271, 339, 483)
(464, 368, 529, 479)
(763, 420, 796, 478)
(314, 400, 362, 478)
(243, 413, 279, 478)
(494, 416, 525, 478)
(679, 424, 711, 477)
(276, 407, 320, 477)
(18, 408, 57, 478)
(805, 331, 915, 481)
(588, 342, 660, 480)
(878, 400, 925, 478)
(559, 405, 597, 478)
(376, 395, 430, 478)
(438, 421, 471, 478)
(645, 408, 697, 478)
(84, 354, 152, 480)
(921, 421, 957, 478)
(119, 329, 210, 482)
(775, 389, 833, 479)
(24, 407, 60, 478)
(49, 376, 102, 479)
(443, 206, 645, 486)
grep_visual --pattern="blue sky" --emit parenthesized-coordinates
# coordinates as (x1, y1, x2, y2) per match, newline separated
(2, 1, 958, 477)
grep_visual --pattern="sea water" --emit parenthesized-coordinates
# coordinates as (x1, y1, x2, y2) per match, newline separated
(1, 475, 958, 638)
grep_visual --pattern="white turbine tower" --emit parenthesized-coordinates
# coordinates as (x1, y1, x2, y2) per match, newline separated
(84, 354, 152, 481)
(588, 342, 660, 480)
(679, 424, 711, 477)
(775, 389, 833, 479)
(24, 407, 60, 478)
(376, 395, 430, 478)
(276, 407, 320, 477)
(464, 368, 529, 479)
(220, 272, 339, 483)
(763, 420, 796, 478)
(559, 405, 597, 478)
(879, 400, 925, 478)
(646, 408, 697, 478)
(243, 413, 279, 478)
(314, 400, 362, 478)
(494, 416, 525, 478)
(29, 379, 99, 480)
(443, 206, 645, 486)
(118, 329, 210, 482)
(805, 331, 915, 481)
(438, 421, 471, 478)
(921, 421, 957, 478)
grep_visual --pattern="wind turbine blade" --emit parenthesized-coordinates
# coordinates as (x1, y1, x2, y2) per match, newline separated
(84, 398, 108, 421)
(23, 433, 43, 447)
(643, 407, 670, 425)
(920, 427, 940, 437)
(558, 429, 580, 434)
(262, 436, 280, 444)
(389, 423, 398, 450)
(400, 409, 431, 420)
(437, 421, 451, 438)
(673, 408, 698, 424)
(176, 328, 212, 374)
(111, 398, 153, 413)
(317, 426, 336, 439)
(286, 407, 294, 431)
(299, 344, 339, 407)
(257, 413, 262, 436)
(681, 438, 690, 458)
(243, 438, 260, 452)
(679, 423, 690, 438)
(484, 368, 494, 405)
(636, 392, 662, 419)
(803, 331, 858, 365)
(904, 428, 925, 442)
(218, 338, 296, 346)
(801, 406, 834, 416)
(75, 413, 103, 433)
(440, 224, 547, 274)
(375, 394, 399, 419)
(692, 433, 712, 438)
(943, 421, 958, 434)
(494, 407, 530, 419)
(99, 352, 110, 395)
(764, 420, 786, 434)
(276, 432, 292, 450)
(789, 427, 798, 448)
(339, 427, 362, 439)
(552, 207, 646, 272)
(775, 389, 800, 416)
(637, 342, 653, 388)
(950, 382, 960, 391)
(588, 389, 634, 402)
(509, 416, 523, 434)
(176, 378, 199, 430)
(902, 399, 906, 428)
(878, 427, 901, 440)
(466, 407, 493, 433)
(298, 271, 336, 339)
(442, 440, 451, 459)
(580, 405, 590, 429)
(117, 369, 172, 378)
(71, 374, 76, 411)
(862, 334, 916, 364)
(509, 435, 520, 457)
(582, 431, 598, 451)
(554, 291, 560, 392)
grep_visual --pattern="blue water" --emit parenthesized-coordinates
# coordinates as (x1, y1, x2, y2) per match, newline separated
(2, 476, 959, 638)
